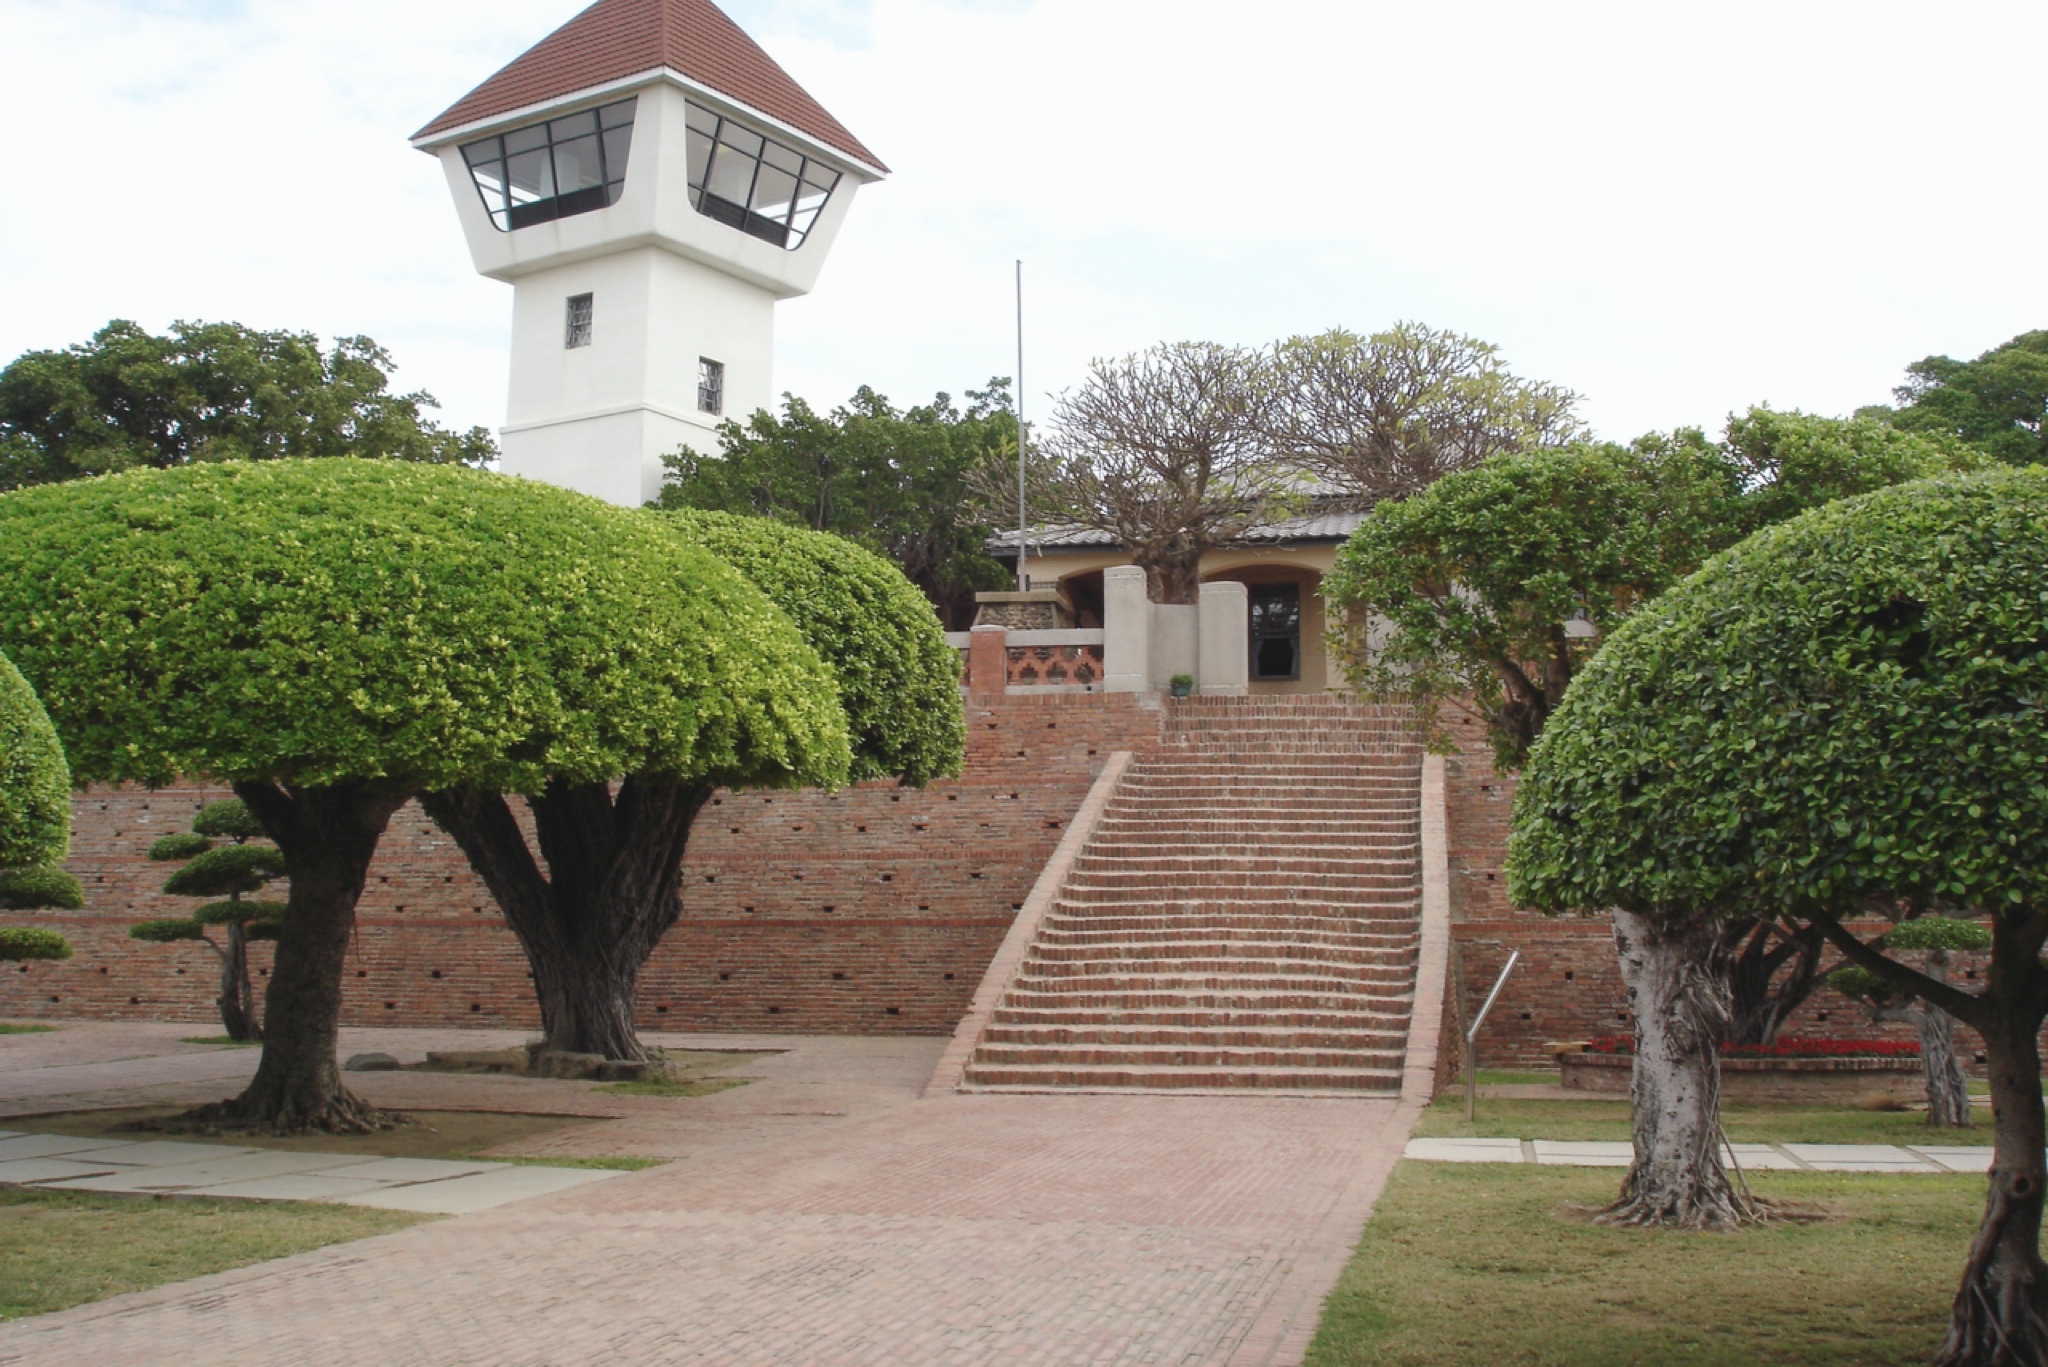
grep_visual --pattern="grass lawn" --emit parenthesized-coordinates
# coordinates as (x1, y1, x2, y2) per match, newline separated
(0, 1188, 427, 1321)
(1417, 1093, 1992, 1147)
(0, 1023, 54, 1035)
(7, 1107, 606, 1160)
(1306, 1163, 1979, 1366)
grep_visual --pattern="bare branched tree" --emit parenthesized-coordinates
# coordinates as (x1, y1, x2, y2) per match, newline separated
(1266, 323, 1584, 505)
(1028, 342, 1290, 604)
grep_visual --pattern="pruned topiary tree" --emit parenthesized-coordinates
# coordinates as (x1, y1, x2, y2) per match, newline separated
(1507, 469, 2048, 1361)
(0, 459, 847, 1131)
(1827, 914, 1993, 1130)
(422, 510, 961, 1063)
(0, 647, 79, 959)
(130, 799, 285, 1042)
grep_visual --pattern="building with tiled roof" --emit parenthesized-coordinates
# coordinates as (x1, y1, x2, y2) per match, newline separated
(416, 0, 884, 507)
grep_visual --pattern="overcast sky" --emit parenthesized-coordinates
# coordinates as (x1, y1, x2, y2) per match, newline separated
(2, 0, 2041, 446)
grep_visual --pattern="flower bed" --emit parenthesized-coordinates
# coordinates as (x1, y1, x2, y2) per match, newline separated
(1560, 1037, 1925, 1103)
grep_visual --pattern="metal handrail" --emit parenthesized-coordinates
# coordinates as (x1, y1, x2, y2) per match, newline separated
(1465, 949, 1521, 1121)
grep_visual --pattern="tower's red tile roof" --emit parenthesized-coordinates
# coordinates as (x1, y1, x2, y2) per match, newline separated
(413, 0, 884, 171)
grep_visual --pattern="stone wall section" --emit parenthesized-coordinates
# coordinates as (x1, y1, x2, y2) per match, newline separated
(0, 695, 1162, 1036)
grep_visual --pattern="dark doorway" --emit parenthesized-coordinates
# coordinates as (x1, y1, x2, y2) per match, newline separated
(1250, 584, 1301, 680)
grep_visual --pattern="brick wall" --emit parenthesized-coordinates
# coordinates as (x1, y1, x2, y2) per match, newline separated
(0, 694, 1163, 1036)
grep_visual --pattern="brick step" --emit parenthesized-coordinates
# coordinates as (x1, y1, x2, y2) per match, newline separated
(958, 1063, 1401, 1091)
(1107, 795, 1421, 814)
(1061, 875, 1418, 901)
(970, 1041, 1407, 1069)
(1119, 776, 1421, 792)
(990, 1006, 1411, 1031)
(1037, 922, 1415, 949)
(1028, 939, 1413, 967)
(978, 1023, 1407, 1050)
(1010, 964, 1416, 993)
(998, 988, 1415, 1013)
(1070, 853, 1419, 877)
(1091, 824, 1420, 846)
(1053, 897, 1421, 918)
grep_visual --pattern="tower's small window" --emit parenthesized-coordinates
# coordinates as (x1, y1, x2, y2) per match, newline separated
(683, 101, 841, 250)
(698, 358, 725, 416)
(462, 98, 635, 233)
(1250, 584, 1302, 681)
(565, 294, 593, 349)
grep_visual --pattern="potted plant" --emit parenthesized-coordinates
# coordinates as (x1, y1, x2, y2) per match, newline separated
(1169, 673, 1194, 698)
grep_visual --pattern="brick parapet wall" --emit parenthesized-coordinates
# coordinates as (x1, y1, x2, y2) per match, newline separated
(1, 694, 1163, 1036)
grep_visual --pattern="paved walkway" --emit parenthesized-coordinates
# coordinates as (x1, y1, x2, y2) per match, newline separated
(0, 1021, 1418, 1366)
(1407, 1136, 1996, 1172)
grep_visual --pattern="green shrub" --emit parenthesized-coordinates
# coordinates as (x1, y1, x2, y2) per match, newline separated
(147, 831, 212, 862)
(0, 867, 82, 910)
(0, 649, 69, 871)
(129, 919, 206, 944)
(1882, 918, 1993, 953)
(658, 510, 963, 787)
(161, 844, 288, 898)
(0, 926, 71, 961)
(192, 899, 288, 926)
(191, 799, 263, 840)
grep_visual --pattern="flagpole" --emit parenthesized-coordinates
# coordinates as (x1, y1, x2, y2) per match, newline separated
(1015, 258, 1027, 592)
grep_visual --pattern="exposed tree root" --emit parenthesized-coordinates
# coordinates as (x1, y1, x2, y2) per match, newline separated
(159, 1090, 406, 1137)
(1934, 1175, 2048, 1367)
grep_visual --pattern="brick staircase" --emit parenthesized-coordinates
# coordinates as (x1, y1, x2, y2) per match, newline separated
(960, 696, 1424, 1093)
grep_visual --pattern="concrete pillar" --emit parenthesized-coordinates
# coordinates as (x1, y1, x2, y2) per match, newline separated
(1149, 604, 1199, 690)
(1198, 580, 1249, 695)
(1103, 566, 1150, 693)
(968, 624, 1008, 696)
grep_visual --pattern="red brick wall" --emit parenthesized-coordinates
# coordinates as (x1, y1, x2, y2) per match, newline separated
(0, 695, 1162, 1036)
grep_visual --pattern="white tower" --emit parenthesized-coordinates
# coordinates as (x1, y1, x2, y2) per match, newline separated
(414, 0, 886, 507)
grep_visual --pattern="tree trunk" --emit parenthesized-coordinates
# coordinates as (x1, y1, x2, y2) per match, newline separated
(1936, 1014, 2048, 1365)
(1603, 907, 1764, 1229)
(178, 782, 406, 1133)
(1922, 949, 1973, 1130)
(421, 778, 713, 1061)
(215, 920, 261, 1043)
(1721, 916, 1825, 1047)
(1143, 551, 1203, 606)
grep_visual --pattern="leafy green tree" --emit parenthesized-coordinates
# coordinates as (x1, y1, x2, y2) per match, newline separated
(660, 383, 1014, 628)
(1863, 329, 2048, 467)
(1508, 471, 2048, 1355)
(1263, 322, 1585, 506)
(0, 319, 495, 490)
(0, 648, 80, 959)
(129, 800, 285, 1042)
(1828, 915, 1993, 1130)
(0, 460, 846, 1131)
(423, 511, 961, 1061)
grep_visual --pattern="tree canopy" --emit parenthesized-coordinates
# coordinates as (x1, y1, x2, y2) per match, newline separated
(659, 383, 1015, 628)
(0, 319, 495, 491)
(1506, 470, 2048, 1357)
(1263, 323, 1584, 505)
(659, 510, 964, 786)
(1864, 329, 2048, 468)
(0, 459, 847, 795)
(0, 648, 71, 873)
(1507, 469, 2048, 917)
(1327, 409, 1979, 769)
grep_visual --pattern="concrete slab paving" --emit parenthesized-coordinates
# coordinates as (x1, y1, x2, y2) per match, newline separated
(317, 1156, 501, 1184)
(1532, 1140, 1631, 1166)
(1403, 1136, 1522, 1162)
(0, 1134, 140, 1161)
(78, 1140, 254, 1167)
(339, 1165, 624, 1214)
(183, 1173, 391, 1202)
(1910, 1146, 1996, 1173)
(0, 1157, 125, 1185)
(44, 1151, 352, 1192)
(1723, 1143, 1806, 1172)
(1784, 1143, 1936, 1172)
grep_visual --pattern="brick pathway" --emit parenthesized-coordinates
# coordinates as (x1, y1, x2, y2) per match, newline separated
(0, 1023, 1414, 1366)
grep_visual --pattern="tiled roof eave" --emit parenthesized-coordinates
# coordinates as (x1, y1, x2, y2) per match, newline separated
(410, 65, 888, 179)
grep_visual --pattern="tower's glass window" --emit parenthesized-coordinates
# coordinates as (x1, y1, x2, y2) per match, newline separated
(565, 294, 593, 349)
(698, 358, 725, 416)
(463, 99, 636, 232)
(1249, 584, 1302, 680)
(684, 101, 841, 250)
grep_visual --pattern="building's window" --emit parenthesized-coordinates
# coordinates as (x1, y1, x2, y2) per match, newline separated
(684, 100, 841, 250)
(564, 294, 593, 349)
(1249, 584, 1302, 681)
(462, 99, 636, 232)
(697, 358, 725, 415)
